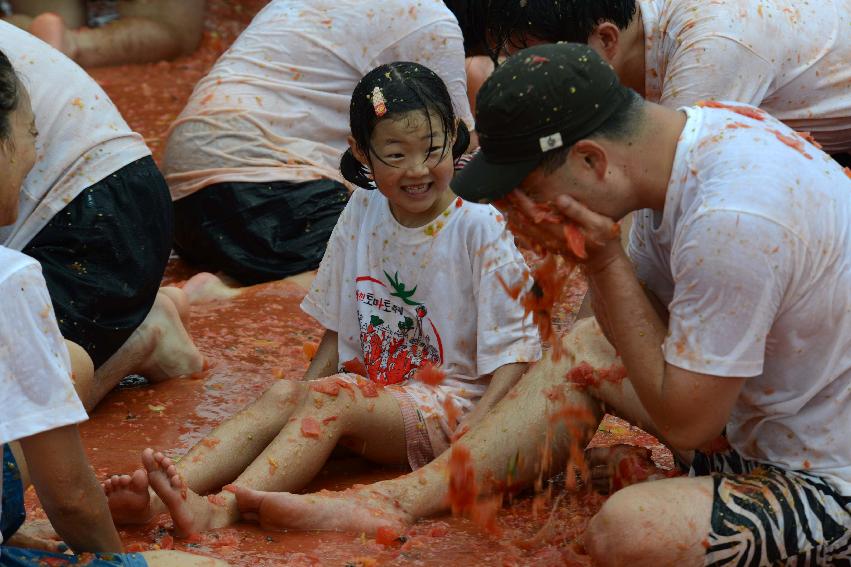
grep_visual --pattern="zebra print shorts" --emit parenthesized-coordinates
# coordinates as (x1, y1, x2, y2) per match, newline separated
(691, 450, 851, 566)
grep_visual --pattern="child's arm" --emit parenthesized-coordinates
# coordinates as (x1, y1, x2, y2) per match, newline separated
(19, 424, 123, 554)
(461, 362, 528, 430)
(302, 329, 339, 380)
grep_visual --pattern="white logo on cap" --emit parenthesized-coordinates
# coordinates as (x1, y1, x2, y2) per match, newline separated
(539, 132, 564, 152)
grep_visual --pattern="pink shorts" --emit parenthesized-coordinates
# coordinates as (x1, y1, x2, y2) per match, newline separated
(336, 374, 486, 470)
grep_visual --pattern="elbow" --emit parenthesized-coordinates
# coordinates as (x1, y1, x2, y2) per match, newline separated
(657, 420, 723, 453)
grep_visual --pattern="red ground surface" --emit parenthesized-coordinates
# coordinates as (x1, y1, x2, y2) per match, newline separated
(23, 2, 670, 564)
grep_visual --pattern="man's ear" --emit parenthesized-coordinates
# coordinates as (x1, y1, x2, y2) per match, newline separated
(570, 140, 609, 181)
(587, 22, 621, 63)
(348, 135, 369, 165)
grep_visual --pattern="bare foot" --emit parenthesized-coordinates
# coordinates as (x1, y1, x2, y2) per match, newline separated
(136, 291, 205, 382)
(158, 286, 191, 328)
(142, 448, 234, 537)
(228, 484, 410, 535)
(182, 272, 240, 305)
(30, 13, 78, 59)
(103, 469, 155, 525)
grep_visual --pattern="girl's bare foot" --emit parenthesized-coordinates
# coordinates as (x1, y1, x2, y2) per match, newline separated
(103, 469, 156, 525)
(182, 272, 240, 305)
(143, 448, 235, 536)
(229, 484, 410, 535)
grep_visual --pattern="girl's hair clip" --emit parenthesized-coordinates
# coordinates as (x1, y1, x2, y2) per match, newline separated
(371, 86, 387, 117)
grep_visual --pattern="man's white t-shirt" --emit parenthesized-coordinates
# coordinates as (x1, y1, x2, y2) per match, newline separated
(164, 0, 474, 201)
(302, 189, 541, 395)
(0, 22, 150, 250)
(639, 0, 851, 153)
(629, 104, 851, 495)
(0, 247, 89, 546)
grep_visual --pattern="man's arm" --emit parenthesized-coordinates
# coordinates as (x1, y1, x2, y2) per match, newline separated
(585, 243, 744, 450)
(514, 194, 747, 451)
(19, 424, 123, 554)
(302, 329, 339, 380)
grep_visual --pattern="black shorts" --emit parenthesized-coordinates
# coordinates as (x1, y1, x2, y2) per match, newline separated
(22, 156, 174, 368)
(173, 178, 348, 285)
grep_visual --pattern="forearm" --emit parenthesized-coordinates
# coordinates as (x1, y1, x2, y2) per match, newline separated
(586, 248, 671, 432)
(302, 330, 339, 380)
(20, 426, 123, 553)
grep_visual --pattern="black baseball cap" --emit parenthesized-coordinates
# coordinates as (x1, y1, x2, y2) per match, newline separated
(452, 43, 633, 202)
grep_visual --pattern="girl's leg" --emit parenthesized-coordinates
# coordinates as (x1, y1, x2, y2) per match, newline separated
(105, 379, 308, 524)
(145, 376, 407, 535)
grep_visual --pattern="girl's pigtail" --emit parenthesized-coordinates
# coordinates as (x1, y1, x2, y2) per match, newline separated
(339, 148, 375, 189)
(451, 120, 471, 161)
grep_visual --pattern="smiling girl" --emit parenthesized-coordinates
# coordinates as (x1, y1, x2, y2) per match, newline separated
(106, 62, 540, 537)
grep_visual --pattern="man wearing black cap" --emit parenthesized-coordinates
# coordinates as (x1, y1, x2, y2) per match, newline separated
(220, 42, 850, 566)
(451, 42, 851, 566)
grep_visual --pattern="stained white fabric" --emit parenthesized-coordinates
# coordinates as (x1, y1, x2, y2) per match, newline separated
(630, 104, 851, 494)
(164, 0, 474, 201)
(639, 0, 851, 153)
(0, 22, 150, 250)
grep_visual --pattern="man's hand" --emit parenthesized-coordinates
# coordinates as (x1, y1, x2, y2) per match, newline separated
(499, 191, 622, 270)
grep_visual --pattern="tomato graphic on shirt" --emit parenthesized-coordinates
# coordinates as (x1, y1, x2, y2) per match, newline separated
(353, 272, 443, 385)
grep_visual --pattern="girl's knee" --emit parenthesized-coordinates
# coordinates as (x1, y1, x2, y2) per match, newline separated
(65, 340, 95, 409)
(266, 379, 304, 407)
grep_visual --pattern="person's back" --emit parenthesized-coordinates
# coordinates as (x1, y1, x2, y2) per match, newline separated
(0, 20, 149, 250)
(641, 0, 851, 154)
(162, 0, 474, 286)
(164, 0, 473, 199)
(629, 102, 851, 492)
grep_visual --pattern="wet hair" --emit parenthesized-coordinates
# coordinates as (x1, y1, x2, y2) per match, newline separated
(340, 61, 470, 189)
(485, 0, 638, 60)
(0, 49, 20, 143)
(539, 90, 644, 174)
(443, 0, 490, 56)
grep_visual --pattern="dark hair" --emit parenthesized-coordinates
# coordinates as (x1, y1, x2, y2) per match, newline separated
(0, 49, 20, 143)
(539, 90, 644, 173)
(340, 61, 470, 189)
(443, 0, 490, 56)
(486, 0, 638, 60)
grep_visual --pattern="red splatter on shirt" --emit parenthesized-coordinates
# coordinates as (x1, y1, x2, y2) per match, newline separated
(769, 129, 813, 159)
(696, 100, 766, 120)
(414, 361, 446, 386)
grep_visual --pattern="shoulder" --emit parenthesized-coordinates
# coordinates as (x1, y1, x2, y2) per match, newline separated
(450, 200, 508, 239)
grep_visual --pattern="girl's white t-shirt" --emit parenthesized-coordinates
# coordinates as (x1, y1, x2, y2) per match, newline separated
(0, 22, 150, 250)
(302, 188, 541, 392)
(629, 104, 851, 494)
(639, 0, 851, 153)
(0, 247, 89, 547)
(163, 0, 474, 201)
